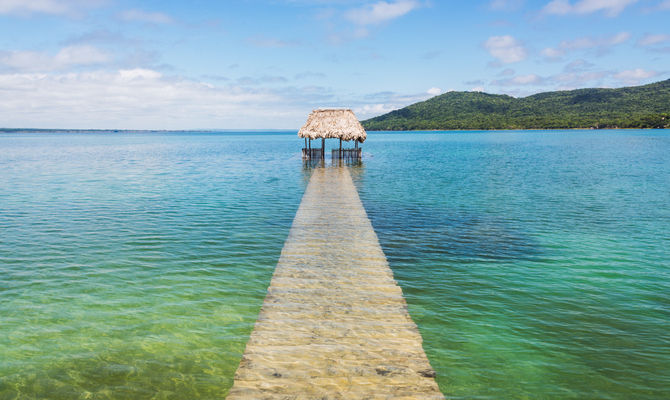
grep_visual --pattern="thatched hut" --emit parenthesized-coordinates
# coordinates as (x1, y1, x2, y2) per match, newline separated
(298, 109, 366, 160)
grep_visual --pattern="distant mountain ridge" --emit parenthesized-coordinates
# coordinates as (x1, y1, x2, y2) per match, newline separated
(362, 79, 670, 130)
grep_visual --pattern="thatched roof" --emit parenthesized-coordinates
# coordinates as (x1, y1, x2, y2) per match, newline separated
(298, 109, 367, 143)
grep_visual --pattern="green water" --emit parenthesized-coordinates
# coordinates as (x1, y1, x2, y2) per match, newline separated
(1, 130, 669, 399)
(352, 131, 670, 399)
(0, 132, 306, 399)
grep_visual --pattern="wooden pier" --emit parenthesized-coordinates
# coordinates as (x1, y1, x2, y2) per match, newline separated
(227, 167, 443, 399)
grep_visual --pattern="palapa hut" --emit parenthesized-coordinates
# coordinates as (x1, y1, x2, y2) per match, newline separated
(298, 109, 366, 160)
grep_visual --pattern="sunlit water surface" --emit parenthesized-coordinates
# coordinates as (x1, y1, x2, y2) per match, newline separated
(1, 130, 668, 399)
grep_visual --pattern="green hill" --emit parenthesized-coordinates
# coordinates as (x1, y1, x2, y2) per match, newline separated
(362, 79, 670, 130)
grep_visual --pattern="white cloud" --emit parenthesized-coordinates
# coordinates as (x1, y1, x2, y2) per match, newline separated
(119, 9, 173, 24)
(353, 87, 444, 119)
(659, 0, 670, 9)
(637, 33, 670, 46)
(0, 0, 104, 16)
(118, 68, 162, 80)
(427, 87, 441, 96)
(613, 68, 658, 84)
(548, 67, 657, 89)
(552, 70, 608, 86)
(564, 59, 594, 71)
(323, 1, 421, 42)
(542, 0, 572, 14)
(471, 86, 485, 92)
(512, 74, 541, 84)
(55, 45, 110, 66)
(492, 73, 543, 86)
(345, 0, 419, 25)
(0, 0, 67, 15)
(541, 32, 630, 59)
(0, 69, 303, 129)
(354, 103, 398, 118)
(491, 67, 628, 90)
(562, 32, 630, 49)
(294, 71, 326, 80)
(541, 47, 565, 59)
(484, 35, 527, 63)
(607, 31, 630, 44)
(489, 0, 524, 11)
(0, 45, 110, 71)
(542, 0, 639, 17)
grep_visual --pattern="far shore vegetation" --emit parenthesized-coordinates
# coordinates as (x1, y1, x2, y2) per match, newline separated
(362, 79, 670, 131)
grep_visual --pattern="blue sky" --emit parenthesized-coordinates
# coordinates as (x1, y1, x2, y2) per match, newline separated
(0, 0, 668, 129)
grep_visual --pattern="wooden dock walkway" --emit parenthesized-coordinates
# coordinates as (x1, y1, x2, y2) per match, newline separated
(227, 167, 443, 399)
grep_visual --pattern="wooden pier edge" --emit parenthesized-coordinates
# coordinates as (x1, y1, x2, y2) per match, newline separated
(227, 166, 444, 399)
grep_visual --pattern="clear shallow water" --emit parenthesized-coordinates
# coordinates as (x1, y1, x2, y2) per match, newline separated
(1, 130, 669, 399)
(0, 132, 307, 399)
(352, 131, 670, 399)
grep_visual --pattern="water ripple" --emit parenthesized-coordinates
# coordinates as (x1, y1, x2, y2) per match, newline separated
(354, 130, 670, 399)
(1, 130, 669, 399)
(0, 132, 305, 399)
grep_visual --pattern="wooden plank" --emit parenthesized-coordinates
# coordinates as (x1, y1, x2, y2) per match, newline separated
(227, 167, 443, 399)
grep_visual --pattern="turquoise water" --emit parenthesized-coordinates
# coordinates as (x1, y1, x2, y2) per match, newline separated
(1, 130, 669, 399)
(0, 132, 306, 399)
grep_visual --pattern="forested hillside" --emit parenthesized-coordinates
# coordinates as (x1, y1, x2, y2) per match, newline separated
(362, 79, 670, 130)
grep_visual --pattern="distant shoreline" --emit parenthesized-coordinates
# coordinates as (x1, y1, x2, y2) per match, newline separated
(366, 127, 670, 132)
(2, 127, 668, 134)
(361, 79, 670, 131)
(0, 128, 297, 134)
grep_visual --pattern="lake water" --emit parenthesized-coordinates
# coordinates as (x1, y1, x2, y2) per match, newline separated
(1, 130, 668, 399)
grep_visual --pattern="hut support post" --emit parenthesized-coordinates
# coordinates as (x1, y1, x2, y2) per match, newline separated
(339, 138, 342, 159)
(321, 138, 325, 159)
